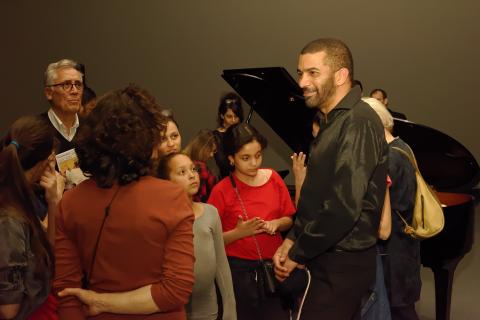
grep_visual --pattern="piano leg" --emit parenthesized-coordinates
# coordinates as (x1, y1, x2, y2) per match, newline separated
(420, 193, 475, 320)
(428, 259, 461, 320)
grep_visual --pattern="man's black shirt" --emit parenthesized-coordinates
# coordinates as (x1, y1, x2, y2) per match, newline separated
(287, 86, 389, 264)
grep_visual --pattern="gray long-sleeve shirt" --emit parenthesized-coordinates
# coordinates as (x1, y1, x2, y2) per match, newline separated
(186, 203, 236, 320)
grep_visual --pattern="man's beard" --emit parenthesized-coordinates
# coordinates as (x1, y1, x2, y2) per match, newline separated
(304, 75, 336, 109)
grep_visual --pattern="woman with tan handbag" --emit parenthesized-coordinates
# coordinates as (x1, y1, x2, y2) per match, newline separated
(363, 97, 421, 320)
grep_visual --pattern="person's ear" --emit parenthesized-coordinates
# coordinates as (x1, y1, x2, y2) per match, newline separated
(151, 147, 159, 161)
(335, 67, 349, 86)
(44, 86, 53, 101)
(384, 98, 389, 107)
(228, 155, 235, 166)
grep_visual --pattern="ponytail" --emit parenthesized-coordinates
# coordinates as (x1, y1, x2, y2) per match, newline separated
(0, 115, 55, 277)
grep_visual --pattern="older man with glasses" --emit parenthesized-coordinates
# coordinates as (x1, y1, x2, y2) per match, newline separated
(42, 59, 84, 153)
(40, 59, 88, 189)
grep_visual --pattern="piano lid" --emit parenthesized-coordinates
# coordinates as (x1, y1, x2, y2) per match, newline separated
(222, 67, 480, 192)
(222, 67, 317, 154)
(393, 118, 480, 192)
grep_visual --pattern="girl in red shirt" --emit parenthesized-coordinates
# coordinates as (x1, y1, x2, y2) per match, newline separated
(208, 123, 294, 320)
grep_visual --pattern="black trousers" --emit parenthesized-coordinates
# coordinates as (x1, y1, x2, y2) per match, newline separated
(300, 246, 377, 320)
(391, 305, 419, 320)
(227, 257, 290, 320)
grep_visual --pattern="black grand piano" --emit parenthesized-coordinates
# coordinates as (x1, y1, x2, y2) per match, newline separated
(222, 67, 479, 320)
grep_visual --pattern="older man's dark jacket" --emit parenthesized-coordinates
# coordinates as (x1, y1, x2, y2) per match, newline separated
(287, 85, 388, 264)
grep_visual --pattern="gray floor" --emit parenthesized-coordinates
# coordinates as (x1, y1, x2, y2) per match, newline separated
(416, 204, 480, 320)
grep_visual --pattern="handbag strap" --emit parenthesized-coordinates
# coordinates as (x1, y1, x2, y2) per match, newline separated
(83, 186, 121, 289)
(229, 174, 265, 262)
(391, 145, 419, 172)
(391, 145, 420, 232)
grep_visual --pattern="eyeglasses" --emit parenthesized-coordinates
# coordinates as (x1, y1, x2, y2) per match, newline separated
(48, 80, 84, 91)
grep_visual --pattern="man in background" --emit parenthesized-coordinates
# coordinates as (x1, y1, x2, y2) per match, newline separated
(42, 59, 83, 153)
(370, 88, 407, 120)
(41, 59, 86, 187)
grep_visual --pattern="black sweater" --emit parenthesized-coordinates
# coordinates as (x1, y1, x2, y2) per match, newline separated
(39, 112, 77, 154)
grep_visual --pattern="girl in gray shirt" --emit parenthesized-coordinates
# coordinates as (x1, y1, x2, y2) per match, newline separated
(158, 153, 236, 320)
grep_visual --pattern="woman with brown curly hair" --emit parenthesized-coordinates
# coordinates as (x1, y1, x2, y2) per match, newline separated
(53, 85, 195, 320)
(156, 109, 182, 158)
(0, 115, 59, 319)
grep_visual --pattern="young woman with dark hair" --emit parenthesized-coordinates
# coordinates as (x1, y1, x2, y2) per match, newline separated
(0, 115, 60, 319)
(156, 109, 182, 158)
(213, 93, 244, 179)
(158, 153, 236, 320)
(183, 129, 218, 202)
(53, 85, 195, 320)
(215, 93, 244, 132)
(208, 123, 294, 320)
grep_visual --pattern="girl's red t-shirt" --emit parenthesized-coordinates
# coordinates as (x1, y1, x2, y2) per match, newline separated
(208, 169, 295, 260)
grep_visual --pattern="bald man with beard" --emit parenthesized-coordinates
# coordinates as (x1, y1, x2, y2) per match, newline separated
(274, 38, 389, 320)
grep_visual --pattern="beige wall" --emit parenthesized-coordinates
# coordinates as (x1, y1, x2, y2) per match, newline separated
(1, 0, 479, 183)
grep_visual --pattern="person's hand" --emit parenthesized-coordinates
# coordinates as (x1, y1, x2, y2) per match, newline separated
(278, 256, 299, 282)
(58, 288, 103, 316)
(56, 171, 66, 197)
(235, 216, 265, 238)
(291, 152, 307, 185)
(273, 239, 295, 281)
(261, 219, 280, 235)
(39, 158, 60, 205)
(66, 167, 89, 186)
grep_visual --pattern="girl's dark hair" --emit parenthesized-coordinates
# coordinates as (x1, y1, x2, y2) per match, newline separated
(183, 129, 216, 162)
(157, 152, 182, 180)
(223, 123, 267, 162)
(216, 92, 244, 128)
(0, 115, 55, 276)
(161, 109, 180, 130)
(75, 84, 165, 188)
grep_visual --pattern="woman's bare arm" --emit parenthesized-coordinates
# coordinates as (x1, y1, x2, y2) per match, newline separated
(58, 285, 158, 316)
(378, 187, 392, 240)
